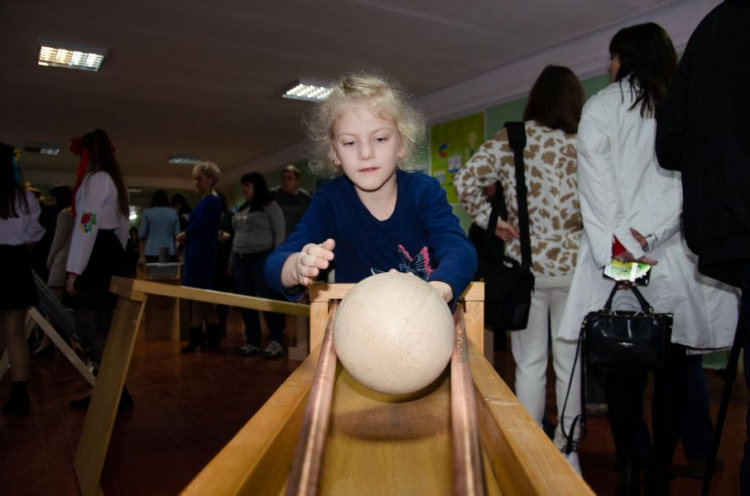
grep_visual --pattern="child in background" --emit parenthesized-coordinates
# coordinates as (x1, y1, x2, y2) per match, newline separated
(265, 72, 477, 305)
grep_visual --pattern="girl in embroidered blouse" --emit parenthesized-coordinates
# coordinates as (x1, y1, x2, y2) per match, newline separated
(65, 129, 133, 410)
(265, 72, 476, 307)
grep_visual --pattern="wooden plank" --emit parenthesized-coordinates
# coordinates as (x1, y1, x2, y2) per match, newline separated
(470, 341, 593, 495)
(28, 307, 95, 386)
(110, 277, 308, 317)
(74, 296, 146, 496)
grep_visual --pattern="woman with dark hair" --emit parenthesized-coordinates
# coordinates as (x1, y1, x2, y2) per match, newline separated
(231, 172, 286, 358)
(558, 23, 738, 494)
(0, 144, 45, 415)
(64, 128, 134, 410)
(139, 189, 180, 263)
(454, 65, 585, 472)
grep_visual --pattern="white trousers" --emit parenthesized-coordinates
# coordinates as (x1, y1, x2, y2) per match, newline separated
(510, 286, 582, 447)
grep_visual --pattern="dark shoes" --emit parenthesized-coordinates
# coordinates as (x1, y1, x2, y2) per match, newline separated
(644, 465, 672, 496)
(2, 381, 30, 416)
(616, 456, 641, 496)
(70, 387, 134, 412)
(181, 326, 205, 353)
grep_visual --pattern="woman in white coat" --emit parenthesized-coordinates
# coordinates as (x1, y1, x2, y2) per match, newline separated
(557, 23, 739, 495)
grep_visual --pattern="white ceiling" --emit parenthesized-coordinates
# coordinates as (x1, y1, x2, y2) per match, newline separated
(0, 0, 714, 192)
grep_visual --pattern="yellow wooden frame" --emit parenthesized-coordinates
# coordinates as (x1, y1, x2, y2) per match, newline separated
(179, 282, 594, 495)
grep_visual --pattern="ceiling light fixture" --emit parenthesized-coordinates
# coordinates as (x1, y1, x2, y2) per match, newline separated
(282, 80, 333, 102)
(168, 154, 202, 166)
(22, 143, 60, 156)
(38, 40, 106, 72)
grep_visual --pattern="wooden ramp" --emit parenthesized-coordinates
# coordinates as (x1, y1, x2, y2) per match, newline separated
(180, 283, 594, 496)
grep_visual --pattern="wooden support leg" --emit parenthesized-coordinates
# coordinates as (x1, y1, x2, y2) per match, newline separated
(74, 295, 146, 496)
(27, 307, 96, 386)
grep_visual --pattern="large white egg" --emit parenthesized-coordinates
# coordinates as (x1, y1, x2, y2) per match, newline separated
(333, 272, 455, 395)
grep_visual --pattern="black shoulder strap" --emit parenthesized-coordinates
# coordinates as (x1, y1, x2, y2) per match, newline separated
(485, 180, 507, 253)
(505, 121, 532, 268)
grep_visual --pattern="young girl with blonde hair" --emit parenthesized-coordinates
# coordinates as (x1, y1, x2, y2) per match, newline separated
(266, 72, 476, 306)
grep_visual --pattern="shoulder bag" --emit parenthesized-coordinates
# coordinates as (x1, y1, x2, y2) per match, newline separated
(474, 121, 535, 331)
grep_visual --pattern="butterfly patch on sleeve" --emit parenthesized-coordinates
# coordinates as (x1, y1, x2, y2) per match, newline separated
(79, 212, 97, 234)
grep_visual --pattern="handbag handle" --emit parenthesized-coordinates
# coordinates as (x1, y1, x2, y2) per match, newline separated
(602, 283, 654, 314)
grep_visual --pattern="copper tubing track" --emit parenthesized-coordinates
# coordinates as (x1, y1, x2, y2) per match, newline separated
(451, 303, 486, 496)
(285, 300, 485, 496)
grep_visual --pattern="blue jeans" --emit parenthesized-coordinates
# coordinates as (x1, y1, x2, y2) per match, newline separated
(232, 249, 285, 346)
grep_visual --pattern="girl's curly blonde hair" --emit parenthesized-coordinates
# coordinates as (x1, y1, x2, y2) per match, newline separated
(305, 72, 425, 177)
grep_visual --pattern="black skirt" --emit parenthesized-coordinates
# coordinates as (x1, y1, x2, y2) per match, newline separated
(68, 230, 126, 310)
(0, 244, 38, 310)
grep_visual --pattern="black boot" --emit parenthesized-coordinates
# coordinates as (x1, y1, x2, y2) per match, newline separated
(205, 323, 221, 350)
(2, 381, 30, 415)
(644, 465, 672, 496)
(181, 326, 205, 353)
(616, 454, 641, 496)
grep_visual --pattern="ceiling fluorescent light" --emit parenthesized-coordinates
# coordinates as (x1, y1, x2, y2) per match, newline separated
(168, 154, 202, 166)
(282, 80, 333, 102)
(38, 40, 106, 72)
(22, 143, 60, 156)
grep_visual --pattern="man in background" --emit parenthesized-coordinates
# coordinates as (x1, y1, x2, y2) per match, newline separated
(270, 164, 312, 238)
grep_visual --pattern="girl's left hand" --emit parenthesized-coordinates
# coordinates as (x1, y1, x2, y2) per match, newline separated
(176, 232, 186, 243)
(388, 269, 454, 303)
(495, 219, 519, 243)
(429, 281, 453, 303)
(66, 273, 78, 296)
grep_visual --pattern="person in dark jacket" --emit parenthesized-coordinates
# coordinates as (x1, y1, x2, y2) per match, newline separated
(656, 1, 750, 492)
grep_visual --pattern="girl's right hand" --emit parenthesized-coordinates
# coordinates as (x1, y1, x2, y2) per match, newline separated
(292, 238, 336, 287)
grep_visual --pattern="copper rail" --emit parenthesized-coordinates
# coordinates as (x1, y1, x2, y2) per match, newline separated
(285, 301, 339, 496)
(451, 304, 486, 495)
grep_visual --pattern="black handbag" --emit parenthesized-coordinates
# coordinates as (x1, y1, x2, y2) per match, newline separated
(583, 283, 673, 371)
(474, 122, 535, 331)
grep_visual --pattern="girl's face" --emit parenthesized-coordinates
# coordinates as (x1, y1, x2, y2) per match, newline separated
(609, 54, 621, 83)
(331, 107, 404, 196)
(194, 173, 212, 196)
(241, 181, 254, 202)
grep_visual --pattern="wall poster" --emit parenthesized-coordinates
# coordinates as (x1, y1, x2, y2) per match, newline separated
(429, 112, 484, 204)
